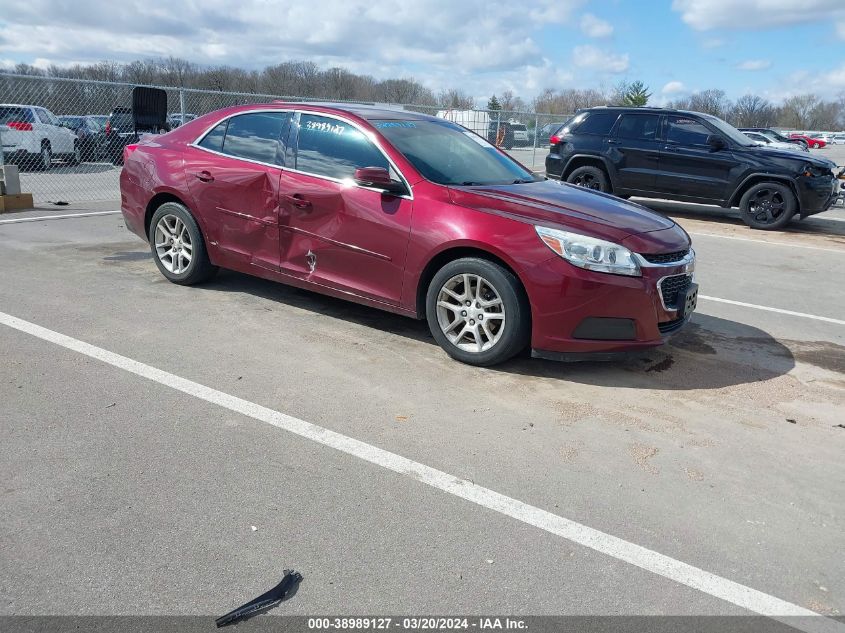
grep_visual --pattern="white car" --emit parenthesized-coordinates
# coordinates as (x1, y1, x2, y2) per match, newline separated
(831, 133, 845, 145)
(0, 103, 80, 170)
(742, 131, 807, 152)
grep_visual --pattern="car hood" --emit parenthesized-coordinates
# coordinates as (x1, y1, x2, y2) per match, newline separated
(448, 179, 678, 244)
(745, 145, 836, 167)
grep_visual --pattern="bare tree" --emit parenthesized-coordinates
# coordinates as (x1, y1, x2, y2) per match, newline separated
(437, 89, 475, 109)
(729, 94, 775, 127)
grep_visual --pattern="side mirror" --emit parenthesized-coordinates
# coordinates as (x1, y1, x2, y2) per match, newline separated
(707, 135, 726, 151)
(354, 167, 406, 195)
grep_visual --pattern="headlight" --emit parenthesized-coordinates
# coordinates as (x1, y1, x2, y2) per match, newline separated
(535, 226, 641, 276)
(802, 164, 830, 178)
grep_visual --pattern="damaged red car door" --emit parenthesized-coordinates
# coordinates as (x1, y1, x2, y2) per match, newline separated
(184, 111, 292, 271)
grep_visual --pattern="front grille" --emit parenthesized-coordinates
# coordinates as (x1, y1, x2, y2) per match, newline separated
(641, 249, 690, 264)
(659, 274, 692, 309)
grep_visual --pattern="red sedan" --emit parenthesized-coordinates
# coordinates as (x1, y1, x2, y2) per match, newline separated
(119, 103, 696, 366)
(789, 133, 826, 149)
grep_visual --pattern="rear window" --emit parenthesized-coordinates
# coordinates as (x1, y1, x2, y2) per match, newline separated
(110, 112, 134, 130)
(511, 124, 527, 131)
(220, 112, 291, 165)
(573, 112, 619, 136)
(616, 114, 660, 140)
(0, 107, 34, 124)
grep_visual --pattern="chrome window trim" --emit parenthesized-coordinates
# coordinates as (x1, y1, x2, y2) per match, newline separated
(188, 107, 414, 201)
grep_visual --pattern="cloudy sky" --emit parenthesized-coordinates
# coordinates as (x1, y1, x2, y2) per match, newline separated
(1, 0, 843, 103)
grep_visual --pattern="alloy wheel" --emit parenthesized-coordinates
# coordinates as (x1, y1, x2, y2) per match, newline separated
(748, 188, 786, 225)
(573, 173, 600, 190)
(154, 214, 193, 274)
(435, 273, 506, 353)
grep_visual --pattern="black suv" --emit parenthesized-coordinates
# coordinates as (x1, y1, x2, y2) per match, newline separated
(545, 107, 840, 229)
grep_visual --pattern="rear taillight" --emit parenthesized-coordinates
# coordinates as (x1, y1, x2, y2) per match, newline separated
(549, 134, 561, 145)
(123, 144, 139, 162)
(105, 121, 111, 134)
(6, 121, 33, 131)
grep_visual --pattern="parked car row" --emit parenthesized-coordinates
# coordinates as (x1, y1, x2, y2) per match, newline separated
(0, 101, 199, 168)
(544, 106, 841, 230)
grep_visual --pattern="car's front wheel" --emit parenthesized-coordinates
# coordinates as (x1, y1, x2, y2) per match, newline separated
(149, 202, 218, 285)
(426, 258, 530, 366)
(739, 182, 797, 230)
(566, 165, 610, 193)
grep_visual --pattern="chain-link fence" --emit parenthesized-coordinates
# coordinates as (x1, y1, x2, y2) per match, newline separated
(0, 73, 568, 206)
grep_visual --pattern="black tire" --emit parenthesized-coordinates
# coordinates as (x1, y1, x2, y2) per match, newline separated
(69, 142, 81, 166)
(35, 143, 52, 171)
(566, 165, 610, 193)
(426, 257, 530, 367)
(148, 202, 218, 285)
(739, 182, 797, 230)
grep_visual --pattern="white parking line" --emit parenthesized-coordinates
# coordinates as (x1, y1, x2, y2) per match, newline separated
(0, 310, 841, 633)
(0, 210, 121, 225)
(688, 232, 844, 254)
(700, 296, 845, 326)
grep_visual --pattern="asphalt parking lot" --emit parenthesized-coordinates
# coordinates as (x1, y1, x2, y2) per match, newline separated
(1, 156, 844, 630)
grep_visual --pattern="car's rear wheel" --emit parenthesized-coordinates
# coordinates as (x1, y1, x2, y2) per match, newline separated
(149, 202, 218, 285)
(426, 258, 530, 366)
(739, 182, 796, 230)
(566, 165, 610, 193)
(35, 143, 52, 171)
(69, 142, 81, 166)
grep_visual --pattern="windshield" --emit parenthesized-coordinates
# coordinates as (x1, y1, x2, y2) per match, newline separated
(700, 114, 755, 146)
(373, 119, 539, 186)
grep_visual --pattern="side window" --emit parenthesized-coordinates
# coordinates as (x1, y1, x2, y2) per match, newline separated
(198, 120, 228, 153)
(616, 114, 660, 141)
(295, 114, 389, 180)
(666, 116, 712, 145)
(573, 112, 619, 136)
(219, 112, 291, 165)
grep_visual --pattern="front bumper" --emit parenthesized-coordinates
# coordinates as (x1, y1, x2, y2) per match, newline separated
(526, 250, 696, 358)
(797, 171, 839, 217)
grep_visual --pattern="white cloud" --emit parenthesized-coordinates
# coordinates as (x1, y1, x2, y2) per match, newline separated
(673, 0, 845, 30)
(662, 81, 686, 95)
(580, 14, 614, 38)
(736, 59, 772, 71)
(572, 45, 629, 73)
(837, 21, 845, 39)
(0, 0, 583, 96)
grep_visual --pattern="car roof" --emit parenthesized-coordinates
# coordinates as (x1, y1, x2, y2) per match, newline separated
(581, 106, 706, 117)
(232, 101, 443, 122)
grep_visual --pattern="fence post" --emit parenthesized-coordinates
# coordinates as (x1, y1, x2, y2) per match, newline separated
(496, 111, 501, 147)
(179, 89, 187, 126)
(532, 114, 539, 172)
(0, 126, 5, 167)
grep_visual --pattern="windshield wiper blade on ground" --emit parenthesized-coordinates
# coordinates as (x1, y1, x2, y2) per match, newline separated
(216, 569, 303, 628)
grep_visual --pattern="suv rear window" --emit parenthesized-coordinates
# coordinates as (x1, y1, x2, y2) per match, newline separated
(0, 107, 34, 124)
(573, 112, 619, 136)
(616, 113, 660, 140)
